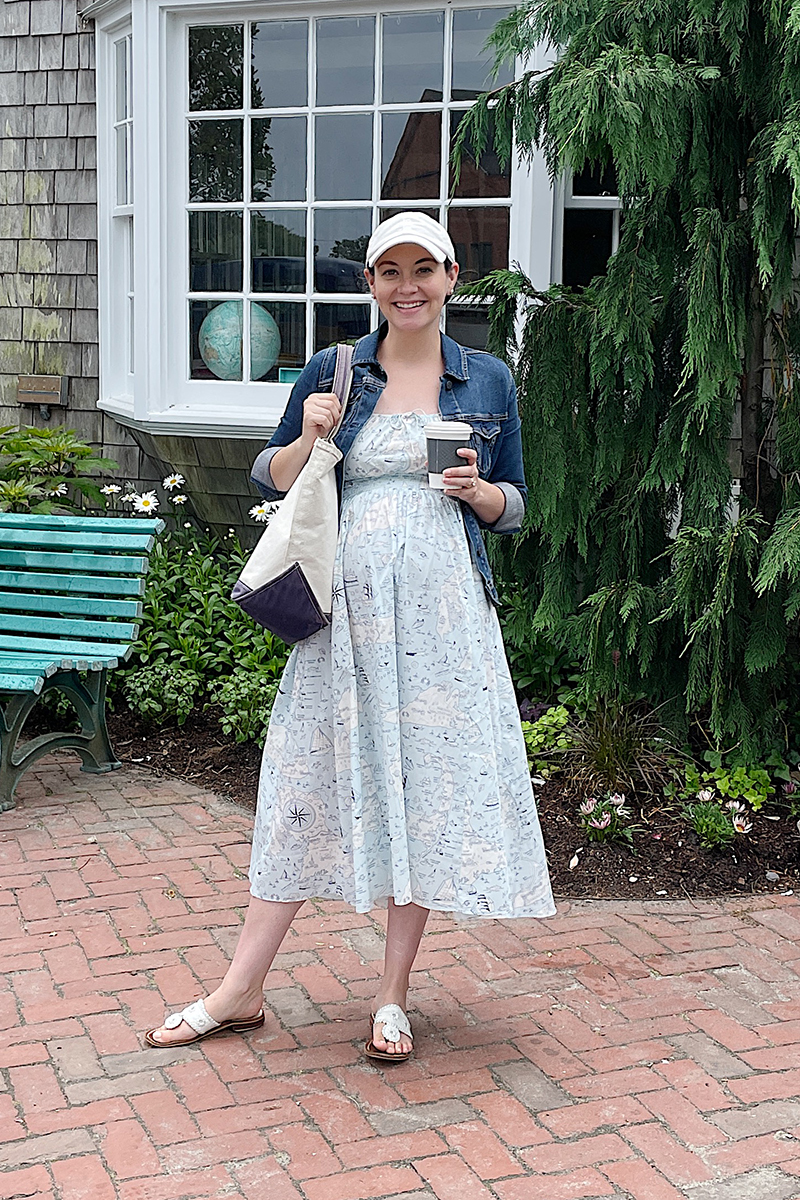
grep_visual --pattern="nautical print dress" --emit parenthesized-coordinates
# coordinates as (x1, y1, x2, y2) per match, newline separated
(249, 410, 556, 919)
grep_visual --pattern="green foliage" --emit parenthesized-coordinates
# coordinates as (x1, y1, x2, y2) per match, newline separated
(521, 705, 572, 775)
(0, 426, 117, 512)
(209, 667, 279, 745)
(671, 758, 774, 811)
(454, 0, 800, 760)
(499, 589, 581, 701)
(683, 800, 737, 851)
(577, 792, 636, 846)
(117, 525, 290, 739)
(123, 662, 203, 726)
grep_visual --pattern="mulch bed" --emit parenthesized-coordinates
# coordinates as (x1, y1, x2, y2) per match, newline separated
(32, 703, 800, 901)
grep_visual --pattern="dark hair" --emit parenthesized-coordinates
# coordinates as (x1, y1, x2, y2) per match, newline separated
(365, 256, 454, 276)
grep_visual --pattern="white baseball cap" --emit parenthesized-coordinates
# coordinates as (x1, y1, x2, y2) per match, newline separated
(365, 212, 456, 269)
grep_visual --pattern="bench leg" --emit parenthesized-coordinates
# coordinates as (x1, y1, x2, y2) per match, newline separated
(0, 670, 121, 812)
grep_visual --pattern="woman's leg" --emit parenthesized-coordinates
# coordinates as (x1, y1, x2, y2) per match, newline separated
(371, 899, 429, 1055)
(149, 896, 304, 1045)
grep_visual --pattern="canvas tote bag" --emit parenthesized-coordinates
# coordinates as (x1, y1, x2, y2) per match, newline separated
(231, 343, 354, 644)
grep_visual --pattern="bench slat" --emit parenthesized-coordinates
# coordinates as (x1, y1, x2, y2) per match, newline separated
(0, 571, 145, 597)
(0, 529, 158, 553)
(0, 651, 115, 672)
(0, 673, 44, 694)
(0, 513, 165, 533)
(0, 593, 142, 620)
(0, 614, 138, 641)
(0, 550, 149, 575)
(0, 633, 126, 661)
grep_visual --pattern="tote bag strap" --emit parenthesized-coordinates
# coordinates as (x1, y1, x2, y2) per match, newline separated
(327, 343, 355, 442)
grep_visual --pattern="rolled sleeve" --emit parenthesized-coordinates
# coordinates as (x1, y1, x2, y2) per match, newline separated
(250, 445, 285, 501)
(483, 481, 525, 534)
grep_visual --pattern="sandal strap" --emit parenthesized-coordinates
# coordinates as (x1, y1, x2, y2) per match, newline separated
(373, 1003, 412, 1045)
(163, 998, 218, 1035)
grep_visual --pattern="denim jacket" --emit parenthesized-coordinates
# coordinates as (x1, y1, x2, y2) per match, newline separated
(251, 327, 527, 605)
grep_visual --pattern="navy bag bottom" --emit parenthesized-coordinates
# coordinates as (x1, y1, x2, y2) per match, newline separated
(232, 562, 329, 644)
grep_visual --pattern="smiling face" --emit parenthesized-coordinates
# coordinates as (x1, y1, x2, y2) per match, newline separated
(365, 242, 459, 334)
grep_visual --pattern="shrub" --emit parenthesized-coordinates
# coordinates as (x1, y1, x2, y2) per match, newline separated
(560, 701, 682, 797)
(0, 426, 116, 512)
(209, 667, 278, 745)
(669, 760, 774, 812)
(521, 705, 572, 776)
(123, 662, 203, 726)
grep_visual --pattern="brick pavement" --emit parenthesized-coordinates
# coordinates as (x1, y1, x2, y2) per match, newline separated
(2, 758, 800, 1200)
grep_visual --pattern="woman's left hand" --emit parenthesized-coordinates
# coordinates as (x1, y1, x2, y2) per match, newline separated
(443, 447, 482, 503)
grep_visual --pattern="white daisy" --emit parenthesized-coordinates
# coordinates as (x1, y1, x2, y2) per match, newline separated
(133, 491, 160, 513)
(101, 484, 122, 495)
(249, 503, 272, 523)
(121, 493, 137, 503)
(171, 494, 187, 505)
(47, 483, 68, 497)
(162, 473, 185, 491)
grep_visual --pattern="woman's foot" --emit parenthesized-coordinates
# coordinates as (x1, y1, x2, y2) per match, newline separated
(146, 985, 264, 1047)
(367, 997, 413, 1059)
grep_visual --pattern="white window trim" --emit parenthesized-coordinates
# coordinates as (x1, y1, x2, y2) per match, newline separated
(90, 0, 556, 437)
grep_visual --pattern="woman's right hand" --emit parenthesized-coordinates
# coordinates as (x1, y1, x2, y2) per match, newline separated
(301, 391, 342, 446)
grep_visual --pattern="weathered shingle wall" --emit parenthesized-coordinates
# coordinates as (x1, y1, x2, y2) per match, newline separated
(0, 0, 145, 481)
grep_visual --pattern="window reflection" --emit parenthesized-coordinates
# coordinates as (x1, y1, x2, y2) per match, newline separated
(315, 114, 373, 200)
(448, 207, 509, 284)
(252, 21, 308, 108)
(190, 211, 243, 292)
(381, 111, 441, 201)
(316, 17, 375, 106)
(449, 110, 510, 199)
(572, 163, 618, 197)
(189, 120, 243, 201)
(451, 8, 513, 100)
(252, 211, 306, 293)
(314, 304, 371, 351)
(252, 116, 307, 202)
(562, 209, 614, 287)
(189, 25, 243, 111)
(314, 209, 371, 293)
(446, 301, 491, 350)
(382, 11, 443, 103)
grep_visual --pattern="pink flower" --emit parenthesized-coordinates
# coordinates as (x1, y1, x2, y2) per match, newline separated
(579, 798, 597, 816)
(589, 812, 612, 829)
(697, 789, 715, 804)
(609, 793, 626, 808)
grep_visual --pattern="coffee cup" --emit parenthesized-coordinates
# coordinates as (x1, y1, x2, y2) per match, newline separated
(424, 420, 473, 489)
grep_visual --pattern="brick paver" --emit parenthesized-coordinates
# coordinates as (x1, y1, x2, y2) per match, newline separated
(2, 759, 800, 1198)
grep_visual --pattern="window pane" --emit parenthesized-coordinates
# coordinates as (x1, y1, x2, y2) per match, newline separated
(115, 38, 127, 121)
(115, 124, 128, 206)
(314, 209, 371, 293)
(562, 208, 613, 287)
(381, 111, 441, 201)
(451, 8, 513, 100)
(189, 119, 243, 201)
(252, 116, 307, 202)
(189, 211, 243, 292)
(314, 303, 371, 352)
(449, 110, 510, 198)
(315, 114, 372, 200)
(252, 210, 306, 292)
(316, 17, 375, 106)
(572, 163, 618, 197)
(446, 301, 491, 350)
(252, 21, 308, 109)
(191, 299, 242, 380)
(251, 301, 305, 381)
(448, 206, 509, 284)
(189, 25, 243, 111)
(382, 11, 444, 103)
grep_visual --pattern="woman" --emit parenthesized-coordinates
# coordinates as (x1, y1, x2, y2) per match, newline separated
(147, 212, 555, 1061)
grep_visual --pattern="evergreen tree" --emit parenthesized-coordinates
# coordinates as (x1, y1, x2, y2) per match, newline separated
(457, 0, 800, 758)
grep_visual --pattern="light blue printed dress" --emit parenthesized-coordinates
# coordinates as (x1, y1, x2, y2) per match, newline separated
(249, 411, 556, 919)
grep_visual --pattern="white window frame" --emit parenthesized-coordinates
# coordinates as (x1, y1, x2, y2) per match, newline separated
(89, 0, 555, 437)
(551, 170, 622, 286)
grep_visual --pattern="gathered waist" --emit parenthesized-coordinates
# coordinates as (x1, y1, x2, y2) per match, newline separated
(343, 474, 429, 495)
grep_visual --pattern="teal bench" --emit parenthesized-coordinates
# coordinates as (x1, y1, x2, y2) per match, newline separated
(0, 512, 164, 811)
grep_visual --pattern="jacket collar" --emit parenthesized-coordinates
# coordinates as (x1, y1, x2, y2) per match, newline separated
(352, 325, 470, 382)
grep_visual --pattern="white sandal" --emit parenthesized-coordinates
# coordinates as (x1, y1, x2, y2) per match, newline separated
(365, 1003, 413, 1063)
(144, 998, 265, 1047)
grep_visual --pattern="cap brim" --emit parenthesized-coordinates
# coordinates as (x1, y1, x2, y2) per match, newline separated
(367, 238, 448, 268)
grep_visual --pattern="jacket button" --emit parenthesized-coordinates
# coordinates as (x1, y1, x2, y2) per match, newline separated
(445, 379, 453, 390)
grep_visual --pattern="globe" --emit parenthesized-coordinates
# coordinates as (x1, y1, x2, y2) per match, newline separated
(198, 302, 281, 381)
